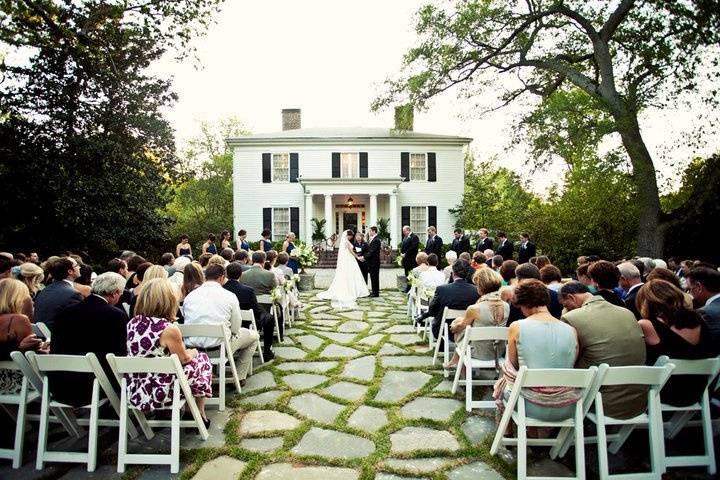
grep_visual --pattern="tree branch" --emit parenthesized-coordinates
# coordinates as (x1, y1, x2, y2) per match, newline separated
(600, 0, 635, 42)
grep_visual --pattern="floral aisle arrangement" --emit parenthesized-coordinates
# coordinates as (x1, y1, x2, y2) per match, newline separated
(294, 243, 317, 273)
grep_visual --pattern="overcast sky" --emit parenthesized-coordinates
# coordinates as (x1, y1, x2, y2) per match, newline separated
(153, 0, 719, 194)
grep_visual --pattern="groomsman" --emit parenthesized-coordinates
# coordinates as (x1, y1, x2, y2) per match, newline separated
(364, 226, 381, 297)
(496, 232, 514, 260)
(517, 232, 536, 264)
(451, 228, 470, 255)
(400, 225, 420, 277)
(353, 232, 369, 282)
(475, 228, 493, 252)
(424, 226, 443, 257)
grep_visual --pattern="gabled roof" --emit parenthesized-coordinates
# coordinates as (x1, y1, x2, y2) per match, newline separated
(227, 127, 472, 147)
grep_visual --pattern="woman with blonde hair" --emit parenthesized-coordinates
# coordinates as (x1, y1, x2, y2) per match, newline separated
(447, 268, 510, 368)
(0, 278, 48, 393)
(411, 252, 430, 276)
(126, 278, 213, 426)
(16, 262, 45, 300)
(207, 254, 226, 268)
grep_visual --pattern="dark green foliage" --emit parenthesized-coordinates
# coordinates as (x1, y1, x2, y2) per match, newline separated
(311, 218, 327, 242)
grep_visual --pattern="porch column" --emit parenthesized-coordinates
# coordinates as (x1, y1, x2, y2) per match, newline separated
(389, 190, 398, 248)
(369, 194, 378, 229)
(324, 194, 333, 240)
(305, 193, 313, 244)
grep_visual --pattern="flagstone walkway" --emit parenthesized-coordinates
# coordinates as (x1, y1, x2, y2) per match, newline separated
(183, 289, 513, 480)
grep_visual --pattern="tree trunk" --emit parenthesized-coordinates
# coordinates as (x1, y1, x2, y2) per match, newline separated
(612, 107, 665, 257)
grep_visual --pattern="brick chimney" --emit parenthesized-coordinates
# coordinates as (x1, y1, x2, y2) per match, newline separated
(282, 108, 301, 131)
(394, 104, 414, 131)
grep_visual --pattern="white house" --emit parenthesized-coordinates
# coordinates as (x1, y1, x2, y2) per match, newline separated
(228, 109, 471, 247)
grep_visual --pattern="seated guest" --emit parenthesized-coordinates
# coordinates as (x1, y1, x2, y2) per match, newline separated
(471, 251, 486, 270)
(499, 260, 518, 287)
(575, 263, 596, 293)
(411, 252, 429, 276)
(509, 263, 563, 321)
(415, 260, 479, 342)
(534, 256, 551, 270)
(108, 258, 130, 278)
(0, 279, 48, 394)
(447, 268, 509, 367)
(168, 255, 192, 291)
(637, 279, 717, 407)
(207, 254, 226, 269)
(241, 251, 278, 296)
(618, 262, 644, 319)
(685, 267, 720, 343)
(559, 282, 647, 419)
(124, 254, 147, 290)
(539, 265, 563, 292)
(276, 252, 294, 279)
(224, 262, 275, 360)
(181, 262, 204, 302)
(588, 260, 625, 307)
(197, 253, 213, 268)
(419, 254, 446, 288)
(33, 257, 83, 331)
(127, 279, 212, 425)
(15, 262, 44, 309)
(232, 250, 252, 272)
(495, 279, 580, 421)
(49, 272, 128, 406)
(443, 250, 457, 283)
(483, 249, 495, 267)
(220, 248, 234, 265)
(265, 250, 285, 284)
(183, 264, 258, 382)
(492, 255, 504, 272)
(458, 252, 475, 282)
(159, 253, 176, 275)
(129, 263, 166, 317)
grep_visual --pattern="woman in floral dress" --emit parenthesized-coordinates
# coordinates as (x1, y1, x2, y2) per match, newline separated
(126, 278, 213, 426)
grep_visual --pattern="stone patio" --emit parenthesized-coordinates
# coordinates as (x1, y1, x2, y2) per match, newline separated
(2, 288, 717, 479)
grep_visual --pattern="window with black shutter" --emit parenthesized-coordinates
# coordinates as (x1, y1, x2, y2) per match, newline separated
(263, 208, 272, 231)
(290, 153, 299, 182)
(262, 153, 271, 183)
(428, 206, 437, 229)
(331, 152, 341, 178)
(427, 152, 437, 182)
(290, 207, 300, 237)
(400, 152, 409, 182)
(401, 206, 410, 228)
(359, 152, 368, 178)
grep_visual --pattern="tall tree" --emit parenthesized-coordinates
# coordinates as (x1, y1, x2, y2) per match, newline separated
(374, 0, 720, 256)
(0, 0, 223, 258)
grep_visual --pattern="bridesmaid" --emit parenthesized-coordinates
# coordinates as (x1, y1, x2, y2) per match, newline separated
(237, 229, 250, 251)
(201, 234, 217, 255)
(260, 229, 273, 252)
(176, 234, 192, 258)
(283, 233, 300, 274)
(219, 230, 231, 250)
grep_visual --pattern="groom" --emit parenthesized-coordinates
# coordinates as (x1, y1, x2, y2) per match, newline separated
(364, 226, 381, 297)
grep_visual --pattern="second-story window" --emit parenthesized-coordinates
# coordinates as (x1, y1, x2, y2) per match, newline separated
(410, 153, 426, 181)
(273, 153, 289, 182)
(341, 152, 359, 178)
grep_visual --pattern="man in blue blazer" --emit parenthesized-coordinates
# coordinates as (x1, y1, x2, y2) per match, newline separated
(34, 257, 83, 331)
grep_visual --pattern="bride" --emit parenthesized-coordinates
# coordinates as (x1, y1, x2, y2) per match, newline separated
(317, 229, 370, 309)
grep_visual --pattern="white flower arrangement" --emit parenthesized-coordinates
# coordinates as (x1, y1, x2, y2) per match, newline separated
(295, 243, 318, 272)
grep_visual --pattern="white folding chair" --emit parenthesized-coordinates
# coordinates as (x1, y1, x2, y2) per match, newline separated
(555, 363, 675, 480)
(106, 353, 209, 474)
(451, 326, 508, 411)
(490, 366, 599, 480)
(241, 309, 265, 370)
(29, 352, 140, 472)
(406, 283, 417, 318)
(278, 288, 292, 329)
(415, 289, 432, 342)
(432, 307, 467, 377)
(654, 355, 719, 474)
(0, 357, 41, 468)
(178, 324, 241, 411)
(257, 293, 282, 342)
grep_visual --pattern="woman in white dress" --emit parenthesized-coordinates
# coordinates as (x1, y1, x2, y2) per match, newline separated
(317, 230, 370, 309)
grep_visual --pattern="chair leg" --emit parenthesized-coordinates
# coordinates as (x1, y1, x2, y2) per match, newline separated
(117, 380, 129, 473)
(595, 401, 610, 480)
(451, 350, 463, 395)
(491, 398, 514, 455)
(12, 380, 28, 468)
(648, 394, 666, 476)
(35, 378, 50, 470)
(700, 392, 716, 474)
(170, 384, 181, 474)
(87, 382, 100, 472)
(443, 324, 450, 378)
(665, 410, 694, 439)
(432, 324, 442, 365)
(574, 403, 586, 480)
(464, 354, 472, 412)
(218, 355, 226, 411)
(608, 424, 635, 454)
(517, 399, 527, 480)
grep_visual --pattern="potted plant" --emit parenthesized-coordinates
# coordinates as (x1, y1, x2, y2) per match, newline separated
(293, 243, 318, 291)
(311, 218, 326, 247)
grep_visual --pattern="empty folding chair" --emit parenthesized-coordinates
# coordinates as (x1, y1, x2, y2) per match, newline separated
(432, 307, 467, 377)
(257, 293, 282, 342)
(29, 352, 140, 472)
(451, 326, 508, 411)
(654, 355, 719, 475)
(240, 309, 265, 370)
(178, 324, 241, 411)
(106, 353, 208, 474)
(490, 365, 599, 480)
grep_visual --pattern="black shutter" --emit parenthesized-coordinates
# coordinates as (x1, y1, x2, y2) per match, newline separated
(427, 152, 436, 182)
(359, 152, 368, 178)
(332, 152, 341, 178)
(401, 206, 410, 229)
(262, 153, 271, 183)
(428, 206, 437, 229)
(290, 207, 300, 236)
(400, 152, 409, 182)
(290, 153, 299, 183)
(263, 208, 272, 231)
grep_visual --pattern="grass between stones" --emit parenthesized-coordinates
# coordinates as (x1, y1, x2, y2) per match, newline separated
(177, 290, 515, 480)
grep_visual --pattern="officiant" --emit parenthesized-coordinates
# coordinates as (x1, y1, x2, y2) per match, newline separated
(354, 231, 369, 282)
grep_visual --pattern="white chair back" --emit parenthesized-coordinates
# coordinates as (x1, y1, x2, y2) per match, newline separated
(240, 309, 265, 367)
(433, 307, 468, 374)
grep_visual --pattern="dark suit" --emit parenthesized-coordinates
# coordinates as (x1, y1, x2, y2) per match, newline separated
(365, 236, 381, 296)
(623, 284, 643, 319)
(418, 279, 479, 341)
(224, 279, 273, 353)
(496, 239, 514, 260)
(476, 237, 493, 253)
(33, 280, 83, 331)
(451, 235, 471, 255)
(354, 240, 369, 282)
(424, 235, 443, 258)
(518, 241, 536, 264)
(49, 295, 128, 407)
(594, 289, 626, 308)
(401, 233, 420, 276)
(698, 297, 720, 345)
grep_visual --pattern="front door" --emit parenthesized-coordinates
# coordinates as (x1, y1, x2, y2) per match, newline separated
(343, 212, 358, 233)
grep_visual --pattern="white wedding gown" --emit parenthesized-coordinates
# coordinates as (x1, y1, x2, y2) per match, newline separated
(317, 232, 370, 309)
